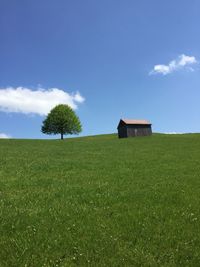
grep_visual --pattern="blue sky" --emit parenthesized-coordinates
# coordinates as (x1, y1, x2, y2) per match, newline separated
(0, 0, 200, 139)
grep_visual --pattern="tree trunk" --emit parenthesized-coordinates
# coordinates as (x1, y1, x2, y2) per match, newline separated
(61, 132, 63, 140)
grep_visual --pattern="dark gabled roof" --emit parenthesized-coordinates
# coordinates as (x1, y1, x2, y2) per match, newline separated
(118, 118, 151, 128)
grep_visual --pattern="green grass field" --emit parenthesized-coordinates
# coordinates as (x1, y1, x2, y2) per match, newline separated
(1, 133, 200, 266)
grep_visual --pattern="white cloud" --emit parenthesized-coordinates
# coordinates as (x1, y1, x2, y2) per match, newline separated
(0, 87, 85, 116)
(163, 132, 184, 134)
(150, 54, 198, 75)
(0, 133, 11, 138)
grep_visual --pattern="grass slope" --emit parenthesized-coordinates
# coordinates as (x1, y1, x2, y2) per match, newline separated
(1, 134, 200, 266)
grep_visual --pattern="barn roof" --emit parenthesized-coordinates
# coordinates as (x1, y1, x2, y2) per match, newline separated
(117, 119, 151, 129)
(121, 119, 151, 125)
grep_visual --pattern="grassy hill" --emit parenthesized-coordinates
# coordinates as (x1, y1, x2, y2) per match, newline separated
(1, 133, 200, 266)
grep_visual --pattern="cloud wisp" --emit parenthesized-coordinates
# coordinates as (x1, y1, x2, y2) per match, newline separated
(150, 54, 198, 75)
(163, 132, 184, 134)
(0, 87, 85, 116)
(0, 133, 11, 139)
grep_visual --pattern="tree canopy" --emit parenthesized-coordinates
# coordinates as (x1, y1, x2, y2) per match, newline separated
(41, 104, 82, 139)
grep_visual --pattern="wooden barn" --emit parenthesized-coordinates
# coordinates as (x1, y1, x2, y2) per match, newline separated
(117, 119, 152, 138)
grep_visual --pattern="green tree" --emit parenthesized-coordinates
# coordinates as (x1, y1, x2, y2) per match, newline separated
(41, 104, 82, 140)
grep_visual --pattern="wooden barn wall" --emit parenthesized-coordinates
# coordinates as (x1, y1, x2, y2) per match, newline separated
(127, 125, 152, 137)
(118, 127, 127, 138)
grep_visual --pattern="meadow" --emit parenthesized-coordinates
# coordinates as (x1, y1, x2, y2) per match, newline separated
(1, 133, 200, 266)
